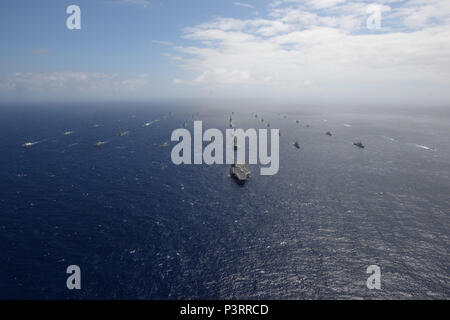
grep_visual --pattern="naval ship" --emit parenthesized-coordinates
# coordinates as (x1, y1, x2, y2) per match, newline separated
(230, 163, 251, 184)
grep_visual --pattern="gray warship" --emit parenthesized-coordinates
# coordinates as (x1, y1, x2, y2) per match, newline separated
(354, 141, 365, 149)
(230, 163, 251, 184)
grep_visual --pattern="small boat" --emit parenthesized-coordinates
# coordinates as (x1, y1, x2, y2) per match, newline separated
(143, 120, 159, 127)
(22, 142, 35, 148)
(293, 141, 300, 149)
(94, 141, 106, 147)
(118, 131, 129, 137)
(326, 131, 332, 136)
(354, 141, 365, 149)
(63, 131, 74, 136)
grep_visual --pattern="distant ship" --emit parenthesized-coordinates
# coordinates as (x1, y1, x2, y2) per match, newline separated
(94, 141, 106, 147)
(230, 163, 250, 184)
(22, 142, 35, 148)
(22, 140, 45, 147)
(354, 141, 365, 149)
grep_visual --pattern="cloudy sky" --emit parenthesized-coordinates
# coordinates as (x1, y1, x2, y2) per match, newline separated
(0, 0, 449, 106)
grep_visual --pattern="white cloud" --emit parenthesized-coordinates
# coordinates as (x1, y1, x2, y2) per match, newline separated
(234, 2, 255, 9)
(193, 69, 252, 85)
(398, 0, 450, 29)
(166, 0, 450, 104)
(306, 0, 347, 10)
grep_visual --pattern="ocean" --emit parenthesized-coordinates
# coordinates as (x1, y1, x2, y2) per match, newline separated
(0, 102, 449, 299)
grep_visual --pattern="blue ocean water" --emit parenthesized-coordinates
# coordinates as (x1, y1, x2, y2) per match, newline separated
(0, 103, 449, 299)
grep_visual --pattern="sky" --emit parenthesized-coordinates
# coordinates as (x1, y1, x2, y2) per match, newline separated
(0, 0, 449, 106)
